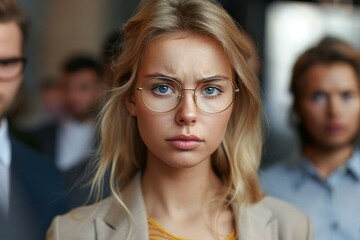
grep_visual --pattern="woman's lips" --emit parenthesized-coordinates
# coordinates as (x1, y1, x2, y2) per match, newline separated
(166, 134, 203, 150)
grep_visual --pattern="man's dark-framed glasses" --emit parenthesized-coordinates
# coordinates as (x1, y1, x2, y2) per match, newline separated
(0, 57, 27, 81)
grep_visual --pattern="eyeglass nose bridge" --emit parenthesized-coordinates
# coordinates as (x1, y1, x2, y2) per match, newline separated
(179, 88, 198, 102)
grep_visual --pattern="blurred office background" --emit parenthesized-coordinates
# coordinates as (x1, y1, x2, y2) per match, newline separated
(16, 0, 360, 167)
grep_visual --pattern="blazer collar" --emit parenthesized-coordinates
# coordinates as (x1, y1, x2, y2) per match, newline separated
(95, 173, 277, 240)
(233, 198, 278, 240)
(95, 173, 149, 240)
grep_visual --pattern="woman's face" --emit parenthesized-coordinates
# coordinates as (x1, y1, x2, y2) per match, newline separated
(127, 33, 234, 170)
(297, 63, 360, 149)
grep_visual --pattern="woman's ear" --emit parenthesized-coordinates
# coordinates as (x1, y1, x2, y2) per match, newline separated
(125, 94, 137, 116)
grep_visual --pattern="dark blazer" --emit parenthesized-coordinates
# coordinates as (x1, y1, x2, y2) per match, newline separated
(5, 136, 68, 240)
(31, 120, 59, 160)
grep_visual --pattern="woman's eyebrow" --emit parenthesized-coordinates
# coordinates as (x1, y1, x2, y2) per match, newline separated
(145, 73, 230, 83)
(199, 75, 230, 82)
(145, 73, 178, 82)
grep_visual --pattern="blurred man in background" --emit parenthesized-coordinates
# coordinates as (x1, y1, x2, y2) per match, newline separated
(39, 76, 65, 124)
(32, 55, 105, 208)
(0, 0, 67, 239)
(261, 38, 360, 240)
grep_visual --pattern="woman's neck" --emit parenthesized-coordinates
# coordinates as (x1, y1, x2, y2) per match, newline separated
(142, 159, 222, 219)
(303, 143, 353, 179)
(141, 157, 233, 239)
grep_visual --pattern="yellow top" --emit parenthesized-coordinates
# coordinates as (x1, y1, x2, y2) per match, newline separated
(148, 216, 237, 240)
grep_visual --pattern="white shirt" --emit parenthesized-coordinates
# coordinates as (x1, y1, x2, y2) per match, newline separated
(56, 119, 95, 171)
(0, 119, 11, 214)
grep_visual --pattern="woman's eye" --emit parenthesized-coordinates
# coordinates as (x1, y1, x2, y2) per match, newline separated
(203, 86, 221, 96)
(153, 85, 173, 95)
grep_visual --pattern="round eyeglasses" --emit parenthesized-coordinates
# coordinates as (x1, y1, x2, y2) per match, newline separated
(136, 77, 239, 114)
(0, 57, 27, 81)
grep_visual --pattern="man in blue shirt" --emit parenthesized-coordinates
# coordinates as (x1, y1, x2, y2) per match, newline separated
(261, 38, 360, 240)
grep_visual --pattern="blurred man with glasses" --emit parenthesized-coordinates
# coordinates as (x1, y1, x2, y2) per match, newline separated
(0, 1, 67, 239)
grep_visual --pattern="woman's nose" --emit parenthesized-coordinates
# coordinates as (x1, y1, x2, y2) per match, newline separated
(175, 89, 198, 125)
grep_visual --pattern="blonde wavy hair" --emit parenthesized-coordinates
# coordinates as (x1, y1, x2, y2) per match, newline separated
(92, 0, 263, 218)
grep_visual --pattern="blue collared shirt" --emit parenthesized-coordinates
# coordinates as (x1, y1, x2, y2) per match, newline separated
(260, 149, 360, 240)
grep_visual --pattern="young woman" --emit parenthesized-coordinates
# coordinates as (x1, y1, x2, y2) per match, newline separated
(47, 0, 312, 239)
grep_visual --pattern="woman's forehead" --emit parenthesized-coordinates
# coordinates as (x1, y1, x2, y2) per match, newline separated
(139, 32, 232, 78)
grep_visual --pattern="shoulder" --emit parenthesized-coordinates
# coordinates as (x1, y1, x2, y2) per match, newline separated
(29, 120, 59, 141)
(33, 120, 59, 132)
(11, 136, 56, 174)
(234, 196, 312, 239)
(256, 196, 312, 239)
(10, 137, 54, 174)
(11, 136, 40, 158)
(261, 161, 292, 176)
(259, 160, 301, 188)
(47, 197, 114, 240)
(260, 196, 307, 220)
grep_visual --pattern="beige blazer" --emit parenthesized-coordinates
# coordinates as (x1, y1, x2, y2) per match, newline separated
(47, 174, 312, 240)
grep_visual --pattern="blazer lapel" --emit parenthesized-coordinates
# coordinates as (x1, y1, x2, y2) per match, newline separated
(233, 199, 279, 240)
(94, 175, 279, 240)
(95, 173, 149, 240)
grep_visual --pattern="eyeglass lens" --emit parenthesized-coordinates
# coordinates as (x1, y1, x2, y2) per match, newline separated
(138, 77, 237, 113)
